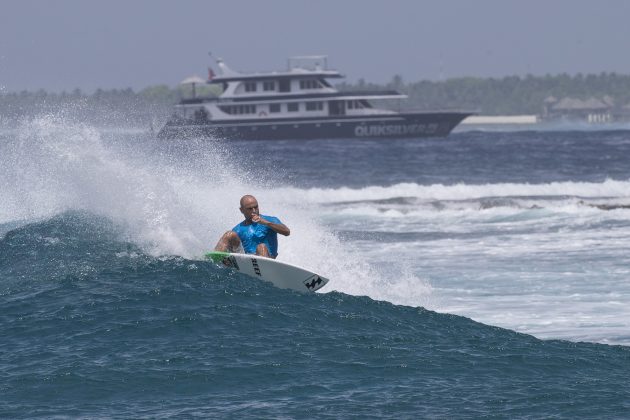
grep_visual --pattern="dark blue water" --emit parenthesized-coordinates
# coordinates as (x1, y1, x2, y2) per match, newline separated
(2, 126, 630, 418)
(230, 130, 630, 187)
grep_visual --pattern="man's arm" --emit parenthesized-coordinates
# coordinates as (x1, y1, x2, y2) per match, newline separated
(253, 215, 290, 236)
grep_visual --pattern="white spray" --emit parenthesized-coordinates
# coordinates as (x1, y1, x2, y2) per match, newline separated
(0, 116, 432, 306)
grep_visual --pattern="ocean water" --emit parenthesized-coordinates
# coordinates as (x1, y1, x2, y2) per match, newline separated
(2, 118, 630, 418)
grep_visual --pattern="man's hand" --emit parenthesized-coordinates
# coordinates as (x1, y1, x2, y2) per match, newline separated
(251, 214, 290, 236)
(251, 214, 267, 225)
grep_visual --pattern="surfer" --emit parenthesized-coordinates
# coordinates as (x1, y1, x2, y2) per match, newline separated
(214, 195, 290, 259)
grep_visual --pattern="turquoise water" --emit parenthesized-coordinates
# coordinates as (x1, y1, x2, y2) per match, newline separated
(2, 120, 630, 417)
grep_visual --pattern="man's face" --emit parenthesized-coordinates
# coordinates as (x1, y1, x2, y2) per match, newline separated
(240, 197, 259, 221)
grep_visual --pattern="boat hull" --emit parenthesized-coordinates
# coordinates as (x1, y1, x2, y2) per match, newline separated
(157, 112, 471, 140)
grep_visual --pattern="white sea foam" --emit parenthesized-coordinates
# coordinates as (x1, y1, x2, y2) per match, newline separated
(274, 180, 630, 204)
(289, 176, 630, 345)
(333, 199, 630, 345)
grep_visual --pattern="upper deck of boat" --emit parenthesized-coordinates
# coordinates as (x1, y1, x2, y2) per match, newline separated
(208, 55, 345, 83)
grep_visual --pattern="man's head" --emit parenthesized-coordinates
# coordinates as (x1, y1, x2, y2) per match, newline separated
(239, 195, 259, 221)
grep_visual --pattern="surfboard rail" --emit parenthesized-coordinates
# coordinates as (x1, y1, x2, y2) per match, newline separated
(205, 251, 330, 293)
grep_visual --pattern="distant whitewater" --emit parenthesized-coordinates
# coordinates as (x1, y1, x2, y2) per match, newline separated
(2, 118, 630, 417)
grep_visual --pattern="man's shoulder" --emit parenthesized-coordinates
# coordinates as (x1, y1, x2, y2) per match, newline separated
(262, 215, 281, 223)
(232, 220, 247, 231)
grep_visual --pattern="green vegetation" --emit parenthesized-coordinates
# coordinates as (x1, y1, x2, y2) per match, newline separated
(339, 72, 630, 114)
(2, 72, 630, 128)
(0, 86, 176, 128)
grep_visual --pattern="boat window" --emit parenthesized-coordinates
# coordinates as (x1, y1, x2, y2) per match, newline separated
(299, 79, 319, 90)
(288, 103, 299, 112)
(306, 102, 324, 111)
(269, 103, 281, 113)
(263, 81, 276, 91)
(219, 105, 256, 114)
(319, 79, 331, 87)
(244, 82, 257, 92)
(328, 100, 345, 116)
(279, 79, 291, 92)
(348, 100, 366, 109)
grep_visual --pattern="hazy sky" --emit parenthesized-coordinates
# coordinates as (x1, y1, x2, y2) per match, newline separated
(2, 0, 629, 92)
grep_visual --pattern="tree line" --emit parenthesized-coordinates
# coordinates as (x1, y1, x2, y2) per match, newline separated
(341, 72, 630, 114)
(0, 86, 179, 128)
(2, 72, 630, 127)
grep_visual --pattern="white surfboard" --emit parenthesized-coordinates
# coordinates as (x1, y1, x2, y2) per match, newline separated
(205, 251, 330, 293)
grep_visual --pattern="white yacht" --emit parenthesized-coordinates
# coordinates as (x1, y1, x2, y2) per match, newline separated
(158, 56, 471, 140)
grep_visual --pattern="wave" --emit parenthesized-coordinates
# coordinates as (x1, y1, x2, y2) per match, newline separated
(2, 214, 630, 418)
(0, 117, 430, 306)
(265, 181, 630, 227)
(0, 116, 244, 255)
(3, 118, 628, 342)
(274, 179, 630, 204)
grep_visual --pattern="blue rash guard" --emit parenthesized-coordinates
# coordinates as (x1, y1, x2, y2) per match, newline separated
(232, 215, 282, 257)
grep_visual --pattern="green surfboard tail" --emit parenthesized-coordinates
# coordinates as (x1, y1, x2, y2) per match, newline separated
(205, 251, 230, 263)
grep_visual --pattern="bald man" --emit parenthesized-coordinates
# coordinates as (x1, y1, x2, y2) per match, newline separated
(214, 195, 290, 259)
